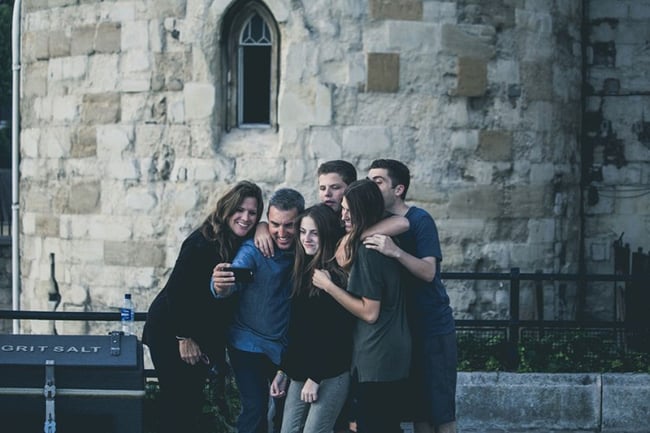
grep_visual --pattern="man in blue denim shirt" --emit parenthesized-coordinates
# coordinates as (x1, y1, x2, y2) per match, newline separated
(212, 188, 305, 433)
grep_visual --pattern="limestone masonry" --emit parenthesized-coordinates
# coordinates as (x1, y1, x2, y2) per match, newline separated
(2, 0, 648, 334)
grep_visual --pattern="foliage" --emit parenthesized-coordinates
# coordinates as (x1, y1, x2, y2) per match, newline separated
(0, 2, 12, 106)
(457, 331, 650, 373)
(144, 371, 240, 433)
(457, 333, 511, 372)
(0, 2, 12, 168)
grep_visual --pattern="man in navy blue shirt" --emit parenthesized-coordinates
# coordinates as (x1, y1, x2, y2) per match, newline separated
(364, 159, 457, 433)
(212, 188, 305, 433)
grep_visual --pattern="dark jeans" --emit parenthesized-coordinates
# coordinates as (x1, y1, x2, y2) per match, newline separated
(229, 347, 282, 433)
(407, 331, 458, 427)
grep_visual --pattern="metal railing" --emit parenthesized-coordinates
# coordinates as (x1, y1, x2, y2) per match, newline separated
(1, 268, 649, 371)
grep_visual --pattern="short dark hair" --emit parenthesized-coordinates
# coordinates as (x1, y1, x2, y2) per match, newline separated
(317, 160, 357, 186)
(369, 159, 410, 200)
(268, 188, 305, 216)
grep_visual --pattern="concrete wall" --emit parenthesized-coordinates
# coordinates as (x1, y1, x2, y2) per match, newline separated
(454, 372, 650, 433)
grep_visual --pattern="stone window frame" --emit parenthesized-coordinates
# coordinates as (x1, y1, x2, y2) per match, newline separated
(222, 1, 280, 131)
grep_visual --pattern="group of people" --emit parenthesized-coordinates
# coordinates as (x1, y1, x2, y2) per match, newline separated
(142, 159, 457, 433)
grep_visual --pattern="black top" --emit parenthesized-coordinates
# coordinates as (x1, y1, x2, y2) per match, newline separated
(282, 274, 353, 383)
(143, 228, 237, 362)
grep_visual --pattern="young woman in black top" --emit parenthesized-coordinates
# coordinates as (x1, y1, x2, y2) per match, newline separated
(270, 204, 353, 433)
(143, 181, 263, 433)
(313, 179, 411, 433)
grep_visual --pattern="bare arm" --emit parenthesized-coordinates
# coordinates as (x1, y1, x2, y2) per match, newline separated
(363, 234, 436, 282)
(211, 263, 236, 297)
(254, 222, 274, 257)
(312, 269, 380, 324)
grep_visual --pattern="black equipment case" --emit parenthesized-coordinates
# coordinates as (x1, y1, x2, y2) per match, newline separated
(0, 333, 145, 433)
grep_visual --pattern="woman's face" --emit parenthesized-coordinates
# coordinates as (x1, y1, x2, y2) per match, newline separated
(340, 197, 352, 233)
(299, 216, 320, 256)
(228, 197, 259, 237)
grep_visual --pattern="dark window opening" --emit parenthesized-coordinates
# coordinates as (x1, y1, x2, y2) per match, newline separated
(241, 46, 271, 124)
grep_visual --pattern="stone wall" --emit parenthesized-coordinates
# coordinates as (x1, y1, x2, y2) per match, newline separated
(10, 0, 647, 332)
(582, 0, 650, 319)
(454, 372, 650, 433)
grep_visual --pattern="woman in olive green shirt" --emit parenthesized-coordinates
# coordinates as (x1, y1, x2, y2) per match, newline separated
(313, 179, 411, 433)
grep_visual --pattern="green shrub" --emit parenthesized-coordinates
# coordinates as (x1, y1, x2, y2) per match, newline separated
(458, 331, 650, 373)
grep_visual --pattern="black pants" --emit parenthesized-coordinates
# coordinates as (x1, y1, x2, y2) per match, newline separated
(146, 334, 210, 433)
(355, 380, 405, 433)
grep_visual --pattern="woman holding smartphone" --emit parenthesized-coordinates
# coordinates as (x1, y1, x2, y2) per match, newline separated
(270, 204, 353, 433)
(312, 179, 411, 433)
(143, 181, 264, 433)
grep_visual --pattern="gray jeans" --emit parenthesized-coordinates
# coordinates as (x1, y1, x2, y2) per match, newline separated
(280, 371, 350, 433)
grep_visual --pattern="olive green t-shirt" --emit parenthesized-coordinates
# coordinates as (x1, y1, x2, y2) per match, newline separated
(347, 245, 411, 382)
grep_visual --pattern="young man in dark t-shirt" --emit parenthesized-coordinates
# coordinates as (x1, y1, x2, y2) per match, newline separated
(364, 159, 457, 433)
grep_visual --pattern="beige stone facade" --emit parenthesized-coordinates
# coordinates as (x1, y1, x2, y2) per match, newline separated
(3, 0, 648, 333)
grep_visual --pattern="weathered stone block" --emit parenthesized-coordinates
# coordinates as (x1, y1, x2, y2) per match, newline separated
(602, 374, 650, 432)
(458, 373, 601, 431)
(153, 52, 190, 91)
(48, 30, 71, 58)
(448, 186, 503, 218)
(23, 31, 50, 62)
(81, 93, 121, 125)
(34, 215, 60, 237)
(522, 61, 553, 101)
(369, 0, 423, 21)
(104, 241, 165, 268)
(96, 22, 122, 54)
(72, 126, 97, 158)
(478, 130, 513, 161)
(366, 52, 400, 93)
(23, 0, 50, 12)
(456, 57, 487, 97)
(71, 26, 96, 56)
(441, 24, 496, 60)
(505, 185, 554, 218)
(65, 181, 101, 214)
(342, 126, 392, 157)
(23, 61, 48, 97)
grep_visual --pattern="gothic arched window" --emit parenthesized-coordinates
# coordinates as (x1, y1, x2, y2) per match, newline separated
(223, 2, 279, 130)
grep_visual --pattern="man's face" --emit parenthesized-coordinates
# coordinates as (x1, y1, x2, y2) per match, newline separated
(368, 168, 398, 208)
(318, 173, 347, 212)
(268, 206, 299, 250)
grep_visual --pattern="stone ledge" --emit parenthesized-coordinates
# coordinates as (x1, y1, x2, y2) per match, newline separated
(454, 372, 650, 433)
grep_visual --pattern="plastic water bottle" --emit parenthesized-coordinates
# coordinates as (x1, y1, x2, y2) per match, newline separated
(120, 293, 135, 336)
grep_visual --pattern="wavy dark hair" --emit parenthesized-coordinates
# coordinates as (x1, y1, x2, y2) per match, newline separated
(200, 180, 264, 261)
(341, 179, 385, 270)
(292, 204, 347, 297)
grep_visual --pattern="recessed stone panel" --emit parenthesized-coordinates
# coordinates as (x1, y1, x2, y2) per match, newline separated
(456, 57, 487, 97)
(369, 0, 423, 21)
(366, 52, 400, 93)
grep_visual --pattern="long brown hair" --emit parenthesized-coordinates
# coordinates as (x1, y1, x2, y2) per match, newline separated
(200, 181, 264, 261)
(341, 179, 385, 269)
(291, 204, 346, 297)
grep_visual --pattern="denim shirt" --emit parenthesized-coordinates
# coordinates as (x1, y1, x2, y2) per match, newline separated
(212, 239, 294, 365)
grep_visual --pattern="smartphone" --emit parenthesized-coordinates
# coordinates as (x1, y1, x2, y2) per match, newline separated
(224, 267, 254, 283)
